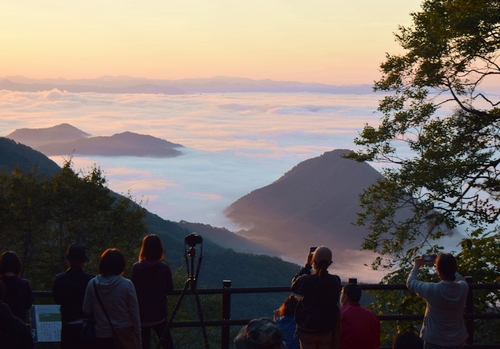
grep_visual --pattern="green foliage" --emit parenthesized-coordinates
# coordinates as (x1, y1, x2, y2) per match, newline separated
(456, 228, 500, 344)
(348, 0, 500, 268)
(0, 160, 147, 290)
(346, 0, 500, 344)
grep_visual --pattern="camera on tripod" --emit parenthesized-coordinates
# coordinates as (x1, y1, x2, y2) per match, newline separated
(184, 233, 203, 247)
(158, 231, 210, 349)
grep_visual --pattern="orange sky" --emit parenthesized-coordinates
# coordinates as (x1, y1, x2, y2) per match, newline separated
(0, 0, 422, 84)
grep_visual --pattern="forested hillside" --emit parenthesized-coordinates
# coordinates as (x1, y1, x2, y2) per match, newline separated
(0, 137, 60, 176)
(0, 137, 298, 319)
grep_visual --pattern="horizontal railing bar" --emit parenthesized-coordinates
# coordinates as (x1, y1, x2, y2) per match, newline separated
(33, 283, 500, 298)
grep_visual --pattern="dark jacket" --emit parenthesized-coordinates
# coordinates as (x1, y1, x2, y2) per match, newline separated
(131, 260, 174, 324)
(291, 265, 341, 333)
(0, 302, 34, 349)
(53, 266, 94, 323)
(0, 275, 33, 323)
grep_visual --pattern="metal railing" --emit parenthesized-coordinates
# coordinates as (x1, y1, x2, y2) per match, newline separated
(34, 276, 500, 349)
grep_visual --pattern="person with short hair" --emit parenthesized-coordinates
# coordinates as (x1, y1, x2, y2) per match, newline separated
(234, 317, 286, 349)
(83, 248, 141, 349)
(291, 246, 341, 349)
(392, 331, 423, 349)
(0, 280, 34, 349)
(407, 253, 468, 349)
(273, 294, 300, 349)
(53, 244, 94, 349)
(339, 283, 380, 349)
(131, 234, 175, 349)
(0, 251, 33, 323)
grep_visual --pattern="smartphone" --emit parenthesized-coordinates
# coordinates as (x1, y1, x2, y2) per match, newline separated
(310, 247, 317, 254)
(423, 254, 435, 262)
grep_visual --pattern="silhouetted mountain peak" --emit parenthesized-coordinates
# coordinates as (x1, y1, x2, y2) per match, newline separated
(225, 149, 382, 271)
(6, 123, 91, 149)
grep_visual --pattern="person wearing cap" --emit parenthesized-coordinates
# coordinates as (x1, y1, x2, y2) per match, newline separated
(234, 317, 286, 349)
(53, 244, 95, 349)
(291, 246, 341, 349)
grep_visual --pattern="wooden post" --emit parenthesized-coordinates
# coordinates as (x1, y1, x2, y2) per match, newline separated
(221, 280, 232, 349)
(465, 276, 473, 345)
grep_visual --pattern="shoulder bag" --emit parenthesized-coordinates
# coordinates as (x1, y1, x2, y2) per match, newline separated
(93, 282, 138, 349)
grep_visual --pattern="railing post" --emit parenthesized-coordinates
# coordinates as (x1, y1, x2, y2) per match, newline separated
(465, 276, 473, 345)
(348, 278, 357, 285)
(221, 280, 232, 349)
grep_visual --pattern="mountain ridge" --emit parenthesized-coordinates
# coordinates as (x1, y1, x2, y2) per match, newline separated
(0, 76, 374, 94)
(6, 124, 184, 158)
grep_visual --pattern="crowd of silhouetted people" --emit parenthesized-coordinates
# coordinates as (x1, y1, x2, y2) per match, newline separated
(0, 240, 468, 349)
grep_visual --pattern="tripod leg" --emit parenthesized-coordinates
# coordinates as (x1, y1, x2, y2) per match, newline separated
(192, 287, 210, 349)
(156, 279, 191, 349)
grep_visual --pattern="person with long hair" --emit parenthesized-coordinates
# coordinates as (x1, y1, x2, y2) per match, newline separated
(0, 251, 33, 323)
(131, 234, 174, 349)
(83, 248, 141, 349)
(291, 246, 341, 349)
(273, 294, 300, 349)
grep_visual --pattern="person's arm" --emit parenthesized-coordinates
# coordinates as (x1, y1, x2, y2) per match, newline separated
(406, 256, 424, 293)
(165, 264, 174, 294)
(126, 281, 142, 346)
(291, 253, 313, 293)
(82, 279, 94, 316)
(130, 262, 139, 285)
(454, 272, 469, 293)
(24, 279, 34, 310)
(406, 255, 436, 298)
(52, 276, 63, 305)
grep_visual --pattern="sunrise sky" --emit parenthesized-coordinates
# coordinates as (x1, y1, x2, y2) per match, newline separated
(1, 0, 422, 85)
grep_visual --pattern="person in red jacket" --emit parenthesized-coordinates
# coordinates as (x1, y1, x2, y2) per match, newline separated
(339, 283, 380, 349)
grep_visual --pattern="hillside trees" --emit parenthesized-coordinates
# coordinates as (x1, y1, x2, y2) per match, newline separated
(0, 160, 147, 289)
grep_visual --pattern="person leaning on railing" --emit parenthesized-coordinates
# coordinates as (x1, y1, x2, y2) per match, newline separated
(406, 253, 468, 349)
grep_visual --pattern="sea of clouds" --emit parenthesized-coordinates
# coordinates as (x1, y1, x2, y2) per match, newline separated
(1, 89, 470, 281)
(0, 89, 387, 229)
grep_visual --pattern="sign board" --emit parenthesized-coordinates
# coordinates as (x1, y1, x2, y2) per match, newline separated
(30, 305, 61, 343)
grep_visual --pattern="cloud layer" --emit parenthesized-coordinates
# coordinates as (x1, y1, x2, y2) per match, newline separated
(1, 90, 385, 228)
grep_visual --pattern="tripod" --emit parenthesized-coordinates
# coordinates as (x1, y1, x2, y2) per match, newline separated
(157, 241, 210, 349)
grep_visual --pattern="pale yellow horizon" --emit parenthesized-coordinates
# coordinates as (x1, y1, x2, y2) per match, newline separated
(1, 0, 422, 85)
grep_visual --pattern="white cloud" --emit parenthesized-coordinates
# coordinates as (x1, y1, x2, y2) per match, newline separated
(3, 91, 385, 227)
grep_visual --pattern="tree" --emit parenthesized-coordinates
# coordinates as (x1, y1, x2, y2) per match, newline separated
(347, 0, 500, 268)
(0, 161, 147, 290)
(346, 0, 500, 344)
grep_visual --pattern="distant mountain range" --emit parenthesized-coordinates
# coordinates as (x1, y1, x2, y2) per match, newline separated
(0, 76, 374, 94)
(6, 124, 184, 158)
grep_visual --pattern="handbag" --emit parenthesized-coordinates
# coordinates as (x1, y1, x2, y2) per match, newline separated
(113, 326, 138, 349)
(81, 316, 96, 341)
(93, 281, 139, 349)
